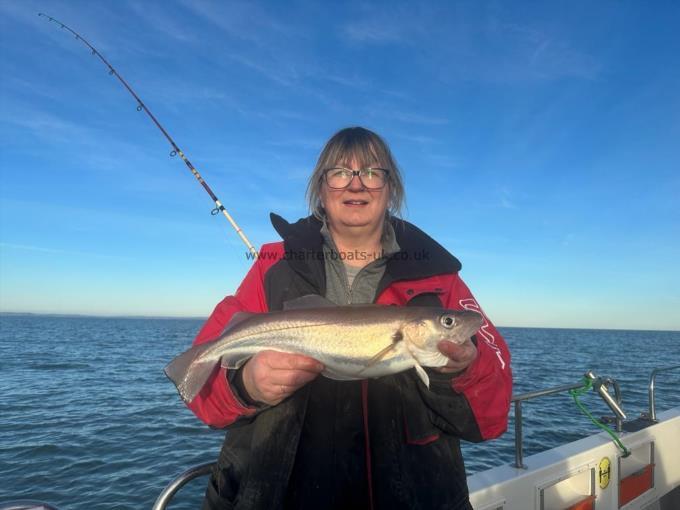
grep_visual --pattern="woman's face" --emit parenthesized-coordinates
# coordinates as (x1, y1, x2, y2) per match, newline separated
(320, 160, 390, 233)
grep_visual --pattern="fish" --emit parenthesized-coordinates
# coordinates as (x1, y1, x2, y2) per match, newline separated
(164, 295, 483, 403)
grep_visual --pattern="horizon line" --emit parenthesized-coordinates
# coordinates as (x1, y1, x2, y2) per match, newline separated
(1, 311, 678, 333)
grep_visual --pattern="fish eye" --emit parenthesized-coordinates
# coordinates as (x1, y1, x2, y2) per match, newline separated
(440, 315, 455, 329)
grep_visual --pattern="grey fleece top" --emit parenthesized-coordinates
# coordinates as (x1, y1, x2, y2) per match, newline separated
(320, 221, 401, 305)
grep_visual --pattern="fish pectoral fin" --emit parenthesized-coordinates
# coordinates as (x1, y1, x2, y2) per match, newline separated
(360, 343, 397, 372)
(357, 330, 404, 375)
(355, 341, 400, 376)
(282, 294, 336, 310)
(414, 363, 431, 389)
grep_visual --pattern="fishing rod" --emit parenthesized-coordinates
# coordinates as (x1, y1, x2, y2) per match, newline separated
(38, 12, 258, 258)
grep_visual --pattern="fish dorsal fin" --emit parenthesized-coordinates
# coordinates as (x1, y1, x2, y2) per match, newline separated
(221, 311, 255, 334)
(282, 294, 336, 310)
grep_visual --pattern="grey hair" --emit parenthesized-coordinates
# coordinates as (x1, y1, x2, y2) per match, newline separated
(306, 127, 405, 219)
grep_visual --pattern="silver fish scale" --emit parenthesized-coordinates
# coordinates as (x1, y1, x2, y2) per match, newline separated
(210, 314, 407, 367)
(203, 306, 438, 369)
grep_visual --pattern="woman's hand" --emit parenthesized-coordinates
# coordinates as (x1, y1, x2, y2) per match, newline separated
(241, 350, 325, 406)
(436, 338, 478, 375)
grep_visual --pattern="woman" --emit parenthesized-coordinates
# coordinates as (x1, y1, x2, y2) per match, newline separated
(186, 127, 512, 510)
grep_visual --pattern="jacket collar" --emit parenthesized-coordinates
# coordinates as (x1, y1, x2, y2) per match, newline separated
(386, 217, 462, 280)
(269, 213, 461, 284)
(269, 213, 326, 293)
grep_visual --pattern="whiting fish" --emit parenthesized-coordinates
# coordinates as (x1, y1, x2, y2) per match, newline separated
(165, 295, 483, 403)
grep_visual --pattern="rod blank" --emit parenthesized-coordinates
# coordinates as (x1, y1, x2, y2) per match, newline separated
(38, 13, 258, 258)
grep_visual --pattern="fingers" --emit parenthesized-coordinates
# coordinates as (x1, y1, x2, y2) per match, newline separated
(258, 371, 317, 405)
(436, 338, 478, 373)
(268, 368, 321, 388)
(259, 382, 292, 405)
(241, 350, 325, 406)
(262, 351, 325, 372)
(438, 338, 475, 361)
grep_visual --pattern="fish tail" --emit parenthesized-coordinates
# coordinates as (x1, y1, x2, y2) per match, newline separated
(164, 342, 217, 403)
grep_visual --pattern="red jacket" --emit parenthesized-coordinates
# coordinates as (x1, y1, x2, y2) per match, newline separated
(188, 214, 512, 509)
(187, 233, 511, 441)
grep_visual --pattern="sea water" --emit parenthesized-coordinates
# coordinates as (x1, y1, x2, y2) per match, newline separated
(1, 315, 678, 509)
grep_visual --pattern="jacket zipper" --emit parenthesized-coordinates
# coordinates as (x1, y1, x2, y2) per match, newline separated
(345, 264, 375, 509)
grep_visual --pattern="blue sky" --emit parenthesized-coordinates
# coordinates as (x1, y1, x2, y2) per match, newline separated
(1, 1, 678, 330)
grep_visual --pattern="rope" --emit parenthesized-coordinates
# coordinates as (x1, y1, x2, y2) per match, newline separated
(569, 377, 631, 457)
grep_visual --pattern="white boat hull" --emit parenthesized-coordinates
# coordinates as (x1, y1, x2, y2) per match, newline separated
(468, 406, 680, 510)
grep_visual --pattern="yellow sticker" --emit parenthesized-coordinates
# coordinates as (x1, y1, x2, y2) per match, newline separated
(599, 457, 611, 489)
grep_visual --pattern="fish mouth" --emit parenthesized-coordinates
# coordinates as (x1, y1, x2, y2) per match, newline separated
(442, 334, 471, 345)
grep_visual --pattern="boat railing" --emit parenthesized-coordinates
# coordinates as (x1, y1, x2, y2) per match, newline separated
(511, 370, 625, 469)
(151, 462, 215, 510)
(511, 365, 680, 469)
(644, 364, 680, 422)
(512, 381, 583, 469)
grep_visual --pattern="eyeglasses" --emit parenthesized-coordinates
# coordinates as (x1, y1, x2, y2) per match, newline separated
(323, 167, 390, 190)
